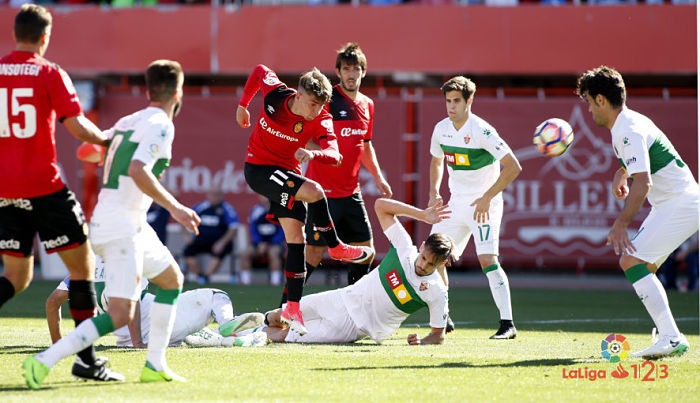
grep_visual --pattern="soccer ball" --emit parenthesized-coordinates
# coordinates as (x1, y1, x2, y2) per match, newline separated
(533, 118, 574, 157)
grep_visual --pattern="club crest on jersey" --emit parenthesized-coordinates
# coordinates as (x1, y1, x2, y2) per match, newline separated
(464, 136, 471, 144)
(286, 180, 295, 188)
(293, 121, 304, 134)
(419, 282, 429, 291)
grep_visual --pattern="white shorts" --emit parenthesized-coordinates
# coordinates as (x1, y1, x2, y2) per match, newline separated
(285, 289, 366, 343)
(631, 192, 699, 267)
(94, 224, 177, 301)
(430, 195, 503, 258)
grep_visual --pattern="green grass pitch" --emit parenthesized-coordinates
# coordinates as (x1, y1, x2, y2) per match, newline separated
(0, 281, 697, 402)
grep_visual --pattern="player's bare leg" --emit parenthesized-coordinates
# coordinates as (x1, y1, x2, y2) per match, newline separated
(1, 255, 33, 303)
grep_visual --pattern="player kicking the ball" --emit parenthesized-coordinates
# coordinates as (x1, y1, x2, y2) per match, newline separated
(236, 65, 373, 335)
(577, 66, 698, 359)
(259, 198, 452, 345)
(428, 76, 522, 339)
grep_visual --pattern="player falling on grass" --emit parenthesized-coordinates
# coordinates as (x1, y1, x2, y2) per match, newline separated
(0, 4, 123, 384)
(23, 60, 202, 388)
(47, 256, 266, 349)
(428, 76, 522, 339)
(236, 64, 373, 335)
(259, 198, 452, 345)
(303, 43, 392, 286)
(577, 66, 698, 358)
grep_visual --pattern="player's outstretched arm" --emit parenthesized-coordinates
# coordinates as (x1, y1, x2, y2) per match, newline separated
(128, 160, 201, 235)
(63, 115, 109, 147)
(374, 198, 450, 232)
(407, 328, 445, 345)
(46, 289, 69, 344)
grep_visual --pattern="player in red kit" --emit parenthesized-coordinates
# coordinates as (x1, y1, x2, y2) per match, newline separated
(236, 64, 372, 335)
(304, 43, 392, 286)
(0, 5, 124, 387)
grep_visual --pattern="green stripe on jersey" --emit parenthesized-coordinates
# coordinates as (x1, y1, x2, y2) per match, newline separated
(648, 134, 685, 174)
(440, 145, 496, 171)
(102, 130, 171, 189)
(378, 247, 427, 314)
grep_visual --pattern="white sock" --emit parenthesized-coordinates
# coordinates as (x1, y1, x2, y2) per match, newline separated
(632, 273, 681, 338)
(211, 291, 234, 325)
(485, 267, 513, 321)
(270, 270, 282, 286)
(146, 301, 177, 371)
(240, 270, 252, 286)
(36, 320, 100, 368)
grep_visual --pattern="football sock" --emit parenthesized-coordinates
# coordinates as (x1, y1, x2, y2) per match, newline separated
(68, 280, 98, 365)
(483, 264, 513, 321)
(0, 276, 15, 309)
(303, 262, 317, 285)
(626, 264, 681, 338)
(348, 262, 371, 285)
(239, 270, 252, 286)
(284, 243, 306, 303)
(307, 199, 340, 248)
(270, 270, 282, 286)
(211, 290, 235, 325)
(147, 287, 181, 372)
(35, 314, 112, 368)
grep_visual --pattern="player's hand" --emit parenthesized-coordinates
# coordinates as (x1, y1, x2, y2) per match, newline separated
(172, 205, 201, 236)
(376, 178, 393, 198)
(295, 148, 314, 163)
(428, 193, 443, 207)
(470, 196, 491, 224)
(133, 342, 147, 349)
(236, 105, 251, 128)
(407, 333, 421, 345)
(612, 169, 629, 200)
(424, 202, 451, 224)
(606, 219, 636, 256)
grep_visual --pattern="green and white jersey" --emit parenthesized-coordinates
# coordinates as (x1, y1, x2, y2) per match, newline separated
(90, 107, 174, 244)
(611, 107, 698, 206)
(341, 222, 448, 343)
(430, 113, 511, 199)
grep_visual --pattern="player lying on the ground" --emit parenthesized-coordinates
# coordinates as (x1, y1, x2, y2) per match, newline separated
(259, 198, 453, 345)
(47, 257, 266, 348)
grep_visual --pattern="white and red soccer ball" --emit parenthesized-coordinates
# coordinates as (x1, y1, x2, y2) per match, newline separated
(533, 118, 574, 157)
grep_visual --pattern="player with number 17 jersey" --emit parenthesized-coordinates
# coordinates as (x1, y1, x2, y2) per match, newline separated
(0, 51, 82, 198)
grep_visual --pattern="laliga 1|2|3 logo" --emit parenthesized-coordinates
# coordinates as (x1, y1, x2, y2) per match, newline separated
(561, 333, 670, 381)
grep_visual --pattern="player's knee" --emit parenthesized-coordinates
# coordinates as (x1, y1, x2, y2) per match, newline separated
(305, 182, 325, 202)
(5, 270, 32, 293)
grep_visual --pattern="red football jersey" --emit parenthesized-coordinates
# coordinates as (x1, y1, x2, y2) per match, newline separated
(0, 51, 82, 198)
(306, 85, 374, 198)
(239, 65, 339, 174)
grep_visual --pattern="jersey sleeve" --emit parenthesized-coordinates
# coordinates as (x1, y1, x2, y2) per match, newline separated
(479, 125, 511, 161)
(46, 66, 82, 121)
(383, 222, 415, 258)
(222, 202, 239, 228)
(132, 121, 174, 167)
(427, 289, 449, 329)
(429, 123, 444, 158)
(617, 131, 651, 175)
(238, 64, 284, 108)
(309, 117, 341, 165)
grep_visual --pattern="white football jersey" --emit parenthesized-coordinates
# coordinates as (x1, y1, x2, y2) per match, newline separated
(90, 107, 174, 244)
(430, 113, 511, 200)
(341, 222, 448, 343)
(611, 107, 698, 206)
